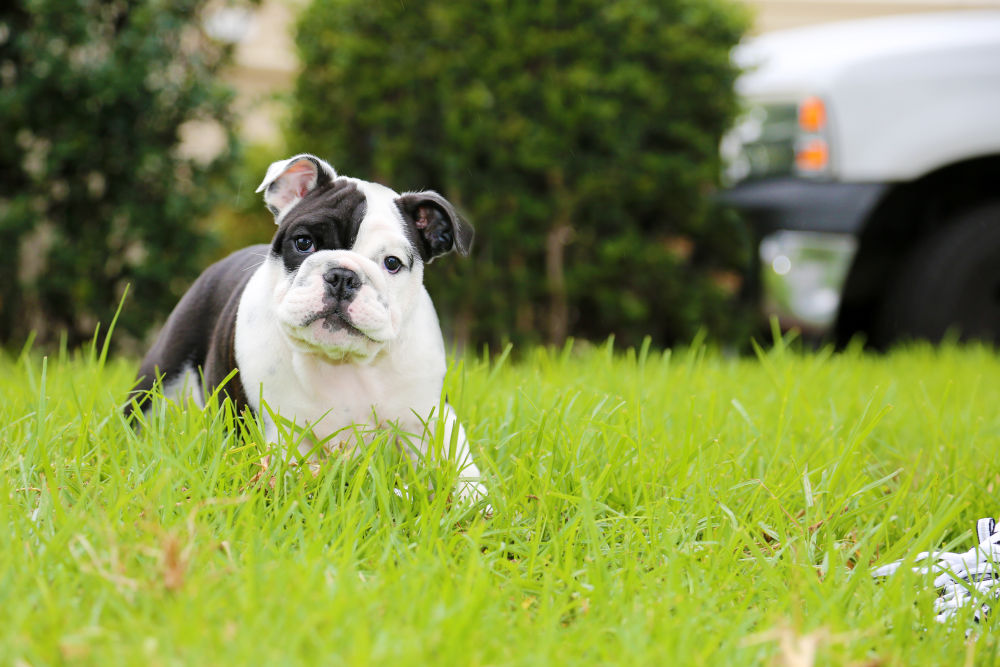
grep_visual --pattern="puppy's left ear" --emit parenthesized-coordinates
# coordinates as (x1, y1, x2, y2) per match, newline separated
(396, 191, 474, 263)
(255, 154, 336, 222)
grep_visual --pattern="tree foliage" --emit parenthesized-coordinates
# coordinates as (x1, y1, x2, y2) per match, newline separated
(0, 0, 240, 348)
(291, 0, 753, 348)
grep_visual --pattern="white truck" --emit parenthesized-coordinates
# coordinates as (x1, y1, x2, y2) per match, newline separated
(720, 11, 1000, 346)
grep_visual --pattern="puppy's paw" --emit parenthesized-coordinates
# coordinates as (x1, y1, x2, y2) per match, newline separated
(456, 477, 493, 517)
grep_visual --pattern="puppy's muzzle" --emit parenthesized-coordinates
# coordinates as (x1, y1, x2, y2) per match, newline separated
(323, 267, 361, 303)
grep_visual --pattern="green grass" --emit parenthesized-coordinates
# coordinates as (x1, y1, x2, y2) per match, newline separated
(3, 335, 1000, 665)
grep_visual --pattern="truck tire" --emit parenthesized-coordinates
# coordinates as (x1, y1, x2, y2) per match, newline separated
(876, 201, 1000, 346)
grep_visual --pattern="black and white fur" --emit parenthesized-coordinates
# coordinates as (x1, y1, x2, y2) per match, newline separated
(128, 154, 483, 498)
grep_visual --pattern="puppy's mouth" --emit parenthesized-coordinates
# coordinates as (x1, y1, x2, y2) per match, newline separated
(300, 307, 375, 341)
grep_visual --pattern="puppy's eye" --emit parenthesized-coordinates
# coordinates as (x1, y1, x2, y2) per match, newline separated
(293, 235, 314, 253)
(383, 256, 403, 274)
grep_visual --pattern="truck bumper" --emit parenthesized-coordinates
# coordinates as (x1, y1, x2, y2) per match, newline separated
(717, 178, 887, 333)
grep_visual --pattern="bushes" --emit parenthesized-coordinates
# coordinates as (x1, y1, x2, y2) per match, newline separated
(291, 0, 752, 348)
(0, 0, 753, 351)
(0, 0, 239, 349)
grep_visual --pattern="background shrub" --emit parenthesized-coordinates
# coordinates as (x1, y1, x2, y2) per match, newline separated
(291, 0, 753, 349)
(0, 0, 240, 349)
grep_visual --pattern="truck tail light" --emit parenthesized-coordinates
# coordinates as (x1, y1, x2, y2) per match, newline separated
(794, 95, 832, 177)
(798, 96, 827, 133)
(795, 137, 829, 172)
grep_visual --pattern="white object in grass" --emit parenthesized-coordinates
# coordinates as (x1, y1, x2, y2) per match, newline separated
(873, 517, 1000, 625)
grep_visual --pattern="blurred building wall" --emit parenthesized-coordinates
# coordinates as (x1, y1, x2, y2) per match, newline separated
(751, 0, 1000, 32)
(224, 1, 298, 145)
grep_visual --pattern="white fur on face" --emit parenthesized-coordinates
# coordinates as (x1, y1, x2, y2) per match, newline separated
(271, 181, 424, 361)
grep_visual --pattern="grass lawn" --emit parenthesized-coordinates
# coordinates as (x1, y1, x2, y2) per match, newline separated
(3, 335, 1000, 665)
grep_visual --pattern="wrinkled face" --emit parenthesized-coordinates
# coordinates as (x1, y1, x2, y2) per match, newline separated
(255, 154, 473, 360)
(269, 178, 424, 360)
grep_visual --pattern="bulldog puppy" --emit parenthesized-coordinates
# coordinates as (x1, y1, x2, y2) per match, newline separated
(128, 154, 484, 499)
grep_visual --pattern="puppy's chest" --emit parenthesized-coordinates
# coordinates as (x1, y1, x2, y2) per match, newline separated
(251, 358, 439, 439)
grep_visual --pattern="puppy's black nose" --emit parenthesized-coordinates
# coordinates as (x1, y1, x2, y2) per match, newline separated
(323, 267, 362, 301)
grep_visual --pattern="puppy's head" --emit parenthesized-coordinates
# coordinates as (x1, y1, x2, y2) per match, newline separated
(255, 154, 473, 360)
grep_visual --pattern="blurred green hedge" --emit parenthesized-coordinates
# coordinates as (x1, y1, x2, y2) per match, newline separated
(0, 0, 240, 350)
(291, 0, 754, 349)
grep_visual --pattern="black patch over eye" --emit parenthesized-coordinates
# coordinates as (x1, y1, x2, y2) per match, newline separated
(383, 256, 403, 273)
(293, 235, 314, 253)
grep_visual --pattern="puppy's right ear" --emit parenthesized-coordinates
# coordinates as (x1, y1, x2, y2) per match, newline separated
(255, 154, 336, 223)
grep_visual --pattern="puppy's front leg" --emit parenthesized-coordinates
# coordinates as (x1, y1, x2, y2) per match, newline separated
(257, 410, 322, 475)
(436, 403, 488, 503)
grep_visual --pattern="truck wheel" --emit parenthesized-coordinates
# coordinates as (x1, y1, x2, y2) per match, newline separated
(877, 201, 1000, 346)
